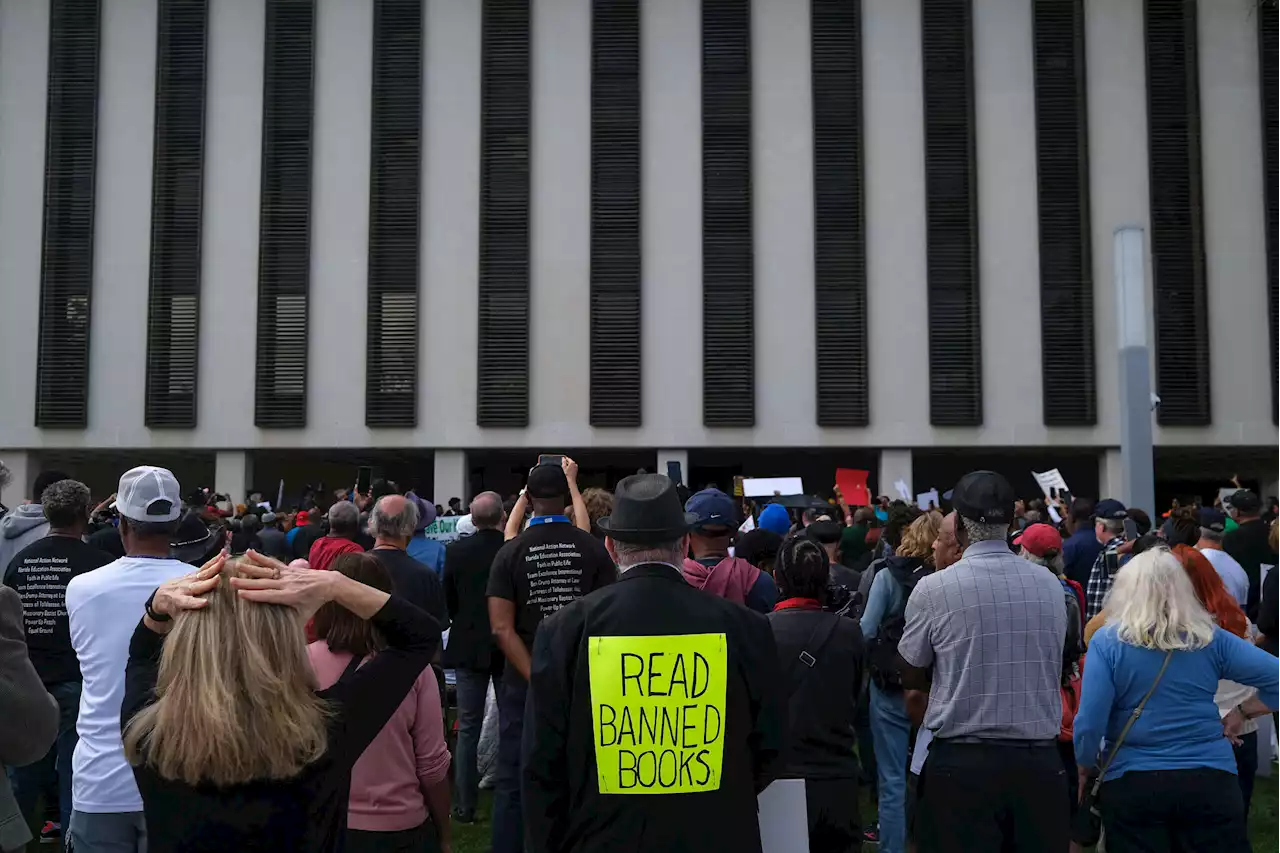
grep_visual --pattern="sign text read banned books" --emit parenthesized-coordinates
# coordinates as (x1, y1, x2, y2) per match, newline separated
(588, 633, 727, 795)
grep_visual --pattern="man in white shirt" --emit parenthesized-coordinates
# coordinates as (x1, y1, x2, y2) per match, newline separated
(1197, 508, 1250, 610)
(66, 466, 196, 853)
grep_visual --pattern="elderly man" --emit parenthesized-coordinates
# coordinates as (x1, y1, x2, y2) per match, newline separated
(367, 494, 448, 634)
(898, 471, 1069, 853)
(1084, 499, 1128, 620)
(308, 501, 364, 573)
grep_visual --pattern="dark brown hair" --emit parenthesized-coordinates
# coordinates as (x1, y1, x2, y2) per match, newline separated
(312, 553, 392, 656)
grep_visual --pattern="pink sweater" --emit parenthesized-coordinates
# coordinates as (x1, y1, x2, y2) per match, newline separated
(308, 642, 451, 832)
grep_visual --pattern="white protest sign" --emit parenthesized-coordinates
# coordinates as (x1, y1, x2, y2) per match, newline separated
(1032, 469, 1070, 498)
(738, 513, 756, 534)
(1219, 487, 1237, 507)
(916, 489, 940, 511)
(894, 480, 911, 502)
(420, 516, 464, 543)
(742, 477, 805, 498)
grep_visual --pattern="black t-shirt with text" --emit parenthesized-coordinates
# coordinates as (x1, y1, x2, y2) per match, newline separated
(4, 535, 114, 683)
(486, 519, 617, 668)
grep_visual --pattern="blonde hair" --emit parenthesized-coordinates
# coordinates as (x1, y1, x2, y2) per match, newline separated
(898, 511, 943, 563)
(124, 566, 331, 786)
(1105, 548, 1216, 651)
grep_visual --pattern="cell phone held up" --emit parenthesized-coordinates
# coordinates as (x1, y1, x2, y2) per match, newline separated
(355, 466, 373, 496)
(537, 454, 564, 468)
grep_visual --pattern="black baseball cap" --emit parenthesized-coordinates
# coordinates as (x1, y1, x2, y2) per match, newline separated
(1227, 489, 1260, 513)
(951, 471, 1016, 524)
(1197, 507, 1226, 532)
(526, 464, 569, 499)
(1094, 499, 1128, 521)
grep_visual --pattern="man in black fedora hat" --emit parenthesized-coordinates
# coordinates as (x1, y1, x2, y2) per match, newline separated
(522, 473, 786, 853)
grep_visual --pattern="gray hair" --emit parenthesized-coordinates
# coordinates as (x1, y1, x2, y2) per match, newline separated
(328, 500, 360, 534)
(1100, 518, 1125, 535)
(961, 517, 1009, 544)
(612, 537, 686, 571)
(369, 496, 418, 539)
(469, 491, 504, 530)
(1199, 526, 1223, 544)
(1018, 546, 1065, 576)
(41, 479, 92, 528)
(1023, 510, 1042, 525)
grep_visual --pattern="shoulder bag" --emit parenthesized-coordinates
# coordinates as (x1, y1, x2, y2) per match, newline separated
(1071, 649, 1174, 845)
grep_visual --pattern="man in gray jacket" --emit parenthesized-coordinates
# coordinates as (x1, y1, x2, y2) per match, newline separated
(0, 470, 70, 575)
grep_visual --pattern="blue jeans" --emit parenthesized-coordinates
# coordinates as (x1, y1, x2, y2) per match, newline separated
(11, 680, 81, 835)
(869, 681, 910, 853)
(491, 676, 527, 853)
(453, 668, 494, 818)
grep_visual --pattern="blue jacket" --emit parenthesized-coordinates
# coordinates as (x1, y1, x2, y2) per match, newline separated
(1061, 526, 1103, 589)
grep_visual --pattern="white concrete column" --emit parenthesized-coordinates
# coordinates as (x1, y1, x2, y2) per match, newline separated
(878, 450, 913, 501)
(0, 451, 35, 508)
(656, 449, 689, 486)
(434, 450, 468, 506)
(215, 451, 250, 507)
(1099, 448, 1125, 504)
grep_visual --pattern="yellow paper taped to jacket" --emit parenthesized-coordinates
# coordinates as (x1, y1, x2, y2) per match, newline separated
(588, 633, 728, 795)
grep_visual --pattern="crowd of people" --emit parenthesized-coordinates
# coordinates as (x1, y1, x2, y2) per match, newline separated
(0, 455, 1276, 852)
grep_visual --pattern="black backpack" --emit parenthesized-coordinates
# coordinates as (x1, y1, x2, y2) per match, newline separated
(866, 564, 934, 691)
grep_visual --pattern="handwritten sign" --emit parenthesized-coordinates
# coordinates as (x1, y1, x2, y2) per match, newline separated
(589, 633, 728, 795)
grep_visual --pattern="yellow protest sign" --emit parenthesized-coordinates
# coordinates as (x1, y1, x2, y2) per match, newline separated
(588, 633, 728, 795)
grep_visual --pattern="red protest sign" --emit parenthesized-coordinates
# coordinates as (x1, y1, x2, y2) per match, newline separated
(835, 469, 871, 507)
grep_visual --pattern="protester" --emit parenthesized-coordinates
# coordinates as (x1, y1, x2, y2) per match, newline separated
(367, 495, 448, 637)
(1258, 521, 1279, 656)
(3, 479, 113, 841)
(309, 501, 365, 573)
(65, 466, 195, 852)
(168, 509, 225, 568)
(838, 506, 876, 571)
(807, 517, 854, 588)
(308, 553, 451, 853)
(768, 534, 865, 852)
(1073, 548, 1278, 852)
(758, 502, 792, 537)
(486, 458, 617, 853)
(898, 471, 1070, 852)
(1084, 498, 1128, 620)
(256, 512, 290, 561)
(1060, 498, 1102, 589)
(1015, 522, 1085, 630)
(1196, 507, 1250, 609)
(290, 508, 325, 561)
(441, 491, 506, 825)
(523, 473, 785, 853)
(860, 512, 939, 853)
(681, 488, 776, 614)
(0, 582, 59, 853)
(1223, 489, 1276, 620)
(445, 497, 463, 517)
(120, 550, 438, 852)
(405, 493, 445, 573)
(580, 487, 613, 540)
(230, 511, 263, 556)
(0, 469, 70, 572)
(736, 528, 783, 575)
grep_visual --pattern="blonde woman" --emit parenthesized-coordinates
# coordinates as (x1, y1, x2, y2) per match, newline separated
(1073, 548, 1278, 852)
(122, 550, 439, 853)
(858, 511, 940, 853)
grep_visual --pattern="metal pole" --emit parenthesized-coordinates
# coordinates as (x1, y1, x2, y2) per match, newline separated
(1114, 227, 1155, 515)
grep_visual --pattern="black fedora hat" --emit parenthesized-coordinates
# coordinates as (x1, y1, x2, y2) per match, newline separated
(170, 510, 223, 566)
(597, 474, 698, 545)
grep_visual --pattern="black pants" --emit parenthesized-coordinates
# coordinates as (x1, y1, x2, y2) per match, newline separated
(916, 740, 1068, 853)
(1232, 730, 1258, 816)
(805, 777, 862, 853)
(1100, 768, 1247, 853)
(345, 822, 439, 853)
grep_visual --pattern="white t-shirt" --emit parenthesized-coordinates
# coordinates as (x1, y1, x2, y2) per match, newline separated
(1199, 547, 1250, 610)
(67, 555, 192, 813)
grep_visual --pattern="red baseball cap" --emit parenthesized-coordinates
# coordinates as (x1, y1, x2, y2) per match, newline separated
(1013, 522, 1063, 557)
(295, 510, 310, 526)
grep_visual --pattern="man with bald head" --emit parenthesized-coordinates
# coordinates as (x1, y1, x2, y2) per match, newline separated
(368, 494, 449, 638)
(441, 491, 507, 823)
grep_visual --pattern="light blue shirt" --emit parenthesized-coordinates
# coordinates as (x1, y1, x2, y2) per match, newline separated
(1075, 625, 1280, 781)
(860, 568, 905, 640)
(1199, 547, 1250, 610)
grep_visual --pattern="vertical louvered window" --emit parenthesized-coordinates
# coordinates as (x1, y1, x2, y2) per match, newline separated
(254, 0, 314, 428)
(366, 0, 423, 428)
(589, 0, 642, 427)
(812, 0, 866, 427)
(702, 0, 753, 427)
(145, 0, 207, 428)
(1260, 3, 1278, 424)
(1145, 0, 1208, 425)
(477, 0, 531, 427)
(921, 0, 981, 426)
(35, 0, 101, 428)
(1033, 0, 1094, 426)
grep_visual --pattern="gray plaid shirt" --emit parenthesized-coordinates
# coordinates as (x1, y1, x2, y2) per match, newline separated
(898, 539, 1068, 740)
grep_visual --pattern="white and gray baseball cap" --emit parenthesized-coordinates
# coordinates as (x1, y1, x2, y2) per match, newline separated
(116, 466, 182, 523)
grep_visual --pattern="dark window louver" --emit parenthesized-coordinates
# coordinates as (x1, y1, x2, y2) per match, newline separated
(254, 0, 315, 429)
(1145, 0, 1209, 426)
(145, 0, 208, 429)
(589, 0, 642, 428)
(477, 0, 531, 427)
(921, 0, 981, 426)
(1033, 0, 1094, 426)
(812, 0, 867, 427)
(702, 0, 753, 428)
(1259, 3, 1278, 424)
(366, 0, 423, 428)
(35, 0, 101, 428)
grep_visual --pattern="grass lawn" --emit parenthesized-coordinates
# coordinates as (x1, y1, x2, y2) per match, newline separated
(452, 770, 1279, 852)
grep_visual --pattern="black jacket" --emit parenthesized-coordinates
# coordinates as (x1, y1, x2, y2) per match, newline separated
(767, 605, 864, 780)
(441, 529, 506, 671)
(523, 563, 786, 853)
(1223, 518, 1276, 620)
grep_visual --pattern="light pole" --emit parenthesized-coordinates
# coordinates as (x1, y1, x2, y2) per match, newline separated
(1114, 227, 1155, 515)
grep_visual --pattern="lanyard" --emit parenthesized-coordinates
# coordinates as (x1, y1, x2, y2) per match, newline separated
(528, 515, 570, 526)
